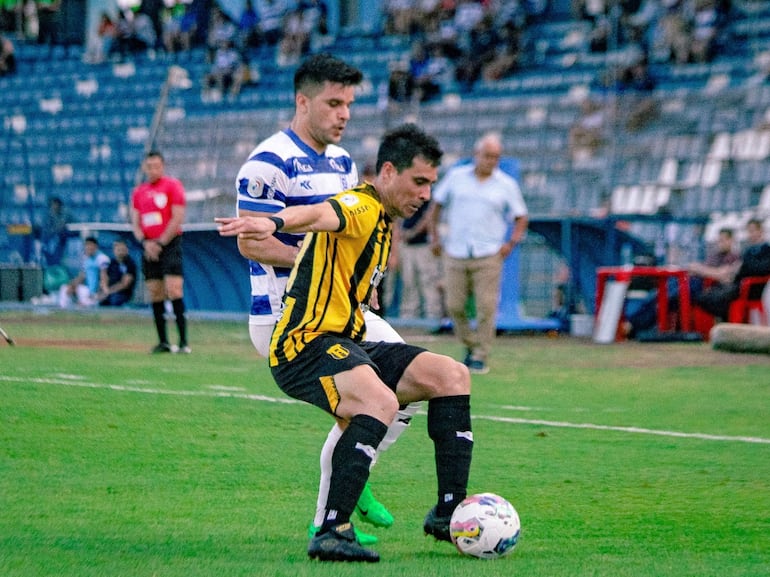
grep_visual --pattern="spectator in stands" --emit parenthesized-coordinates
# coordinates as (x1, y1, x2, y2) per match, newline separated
(0, 30, 15, 75)
(430, 131, 529, 374)
(162, 1, 197, 60)
(0, 0, 21, 34)
(624, 227, 741, 338)
(58, 236, 110, 308)
(614, 55, 658, 131)
(35, 0, 60, 53)
(203, 38, 244, 101)
(99, 238, 137, 307)
(407, 40, 451, 102)
(83, 11, 116, 64)
(255, 0, 289, 47)
(138, 0, 164, 52)
(454, 11, 498, 91)
(276, 5, 308, 67)
(480, 19, 522, 82)
(568, 97, 608, 161)
(694, 218, 770, 321)
(39, 196, 72, 267)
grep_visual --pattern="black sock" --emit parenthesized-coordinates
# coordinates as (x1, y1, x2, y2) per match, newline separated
(171, 298, 187, 346)
(428, 395, 473, 517)
(152, 301, 168, 344)
(321, 414, 388, 532)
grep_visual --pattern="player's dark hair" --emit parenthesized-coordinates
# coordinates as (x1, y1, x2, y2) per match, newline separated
(376, 123, 443, 173)
(145, 150, 164, 162)
(294, 53, 363, 95)
(85, 236, 99, 245)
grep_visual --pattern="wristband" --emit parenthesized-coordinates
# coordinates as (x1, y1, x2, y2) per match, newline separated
(267, 216, 285, 231)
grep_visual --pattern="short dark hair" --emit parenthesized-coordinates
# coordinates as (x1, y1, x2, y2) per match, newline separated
(294, 53, 363, 96)
(85, 236, 99, 245)
(145, 150, 164, 162)
(376, 123, 443, 173)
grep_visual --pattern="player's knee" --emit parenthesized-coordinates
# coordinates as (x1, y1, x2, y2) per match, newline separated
(435, 357, 471, 396)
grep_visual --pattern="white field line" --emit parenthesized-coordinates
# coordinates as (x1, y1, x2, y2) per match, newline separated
(3, 375, 770, 445)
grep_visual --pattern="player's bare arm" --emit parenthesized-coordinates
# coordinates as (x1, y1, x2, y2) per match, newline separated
(235, 208, 301, 267)
(217, 201, 341, 240)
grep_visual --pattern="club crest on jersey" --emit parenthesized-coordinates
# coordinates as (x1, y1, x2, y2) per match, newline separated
(153, 193, 168, 209)
(326, 343, 350, 360)
(338, 194, 359, 207)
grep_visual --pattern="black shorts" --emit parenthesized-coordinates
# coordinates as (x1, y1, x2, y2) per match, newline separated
(271, 335, 426, 416)
(142, 236, 184, 280)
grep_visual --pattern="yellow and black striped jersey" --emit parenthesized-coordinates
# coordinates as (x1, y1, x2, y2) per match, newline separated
(269, 183, 392, 365)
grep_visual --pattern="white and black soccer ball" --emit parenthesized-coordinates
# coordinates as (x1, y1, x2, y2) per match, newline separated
(449, 493, 521, 559)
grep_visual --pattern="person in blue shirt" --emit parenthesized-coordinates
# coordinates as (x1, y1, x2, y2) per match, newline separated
(58, 236, 109, 308)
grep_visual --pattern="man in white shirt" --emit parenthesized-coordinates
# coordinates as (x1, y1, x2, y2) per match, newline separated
(430, 131, 528, 374)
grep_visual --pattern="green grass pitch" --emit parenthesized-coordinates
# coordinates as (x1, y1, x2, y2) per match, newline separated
(1, 309, 769, 577)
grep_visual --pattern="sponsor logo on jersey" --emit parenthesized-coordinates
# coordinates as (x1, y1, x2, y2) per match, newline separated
(293, 158, 314, 173)
(326, 343, 350, 360)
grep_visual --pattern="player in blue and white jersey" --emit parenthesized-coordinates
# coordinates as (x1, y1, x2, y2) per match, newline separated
(233, 53, 419, 545)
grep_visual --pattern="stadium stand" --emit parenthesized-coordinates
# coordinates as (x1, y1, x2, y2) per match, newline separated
(2, 2, 770, 317)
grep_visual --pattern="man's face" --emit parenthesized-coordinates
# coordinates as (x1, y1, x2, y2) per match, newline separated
(143, 156, 165, 184)
(474, 142, 502, 177)
(383, 156, 438, 219)
(746, 222, 764, 246)
(113, 242, 129, 260)
(300, 81, 356, 151)
(717, 232, 733, 253)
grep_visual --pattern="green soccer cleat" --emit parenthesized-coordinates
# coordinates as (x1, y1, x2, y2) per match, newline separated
(355, 483, 394, 528)
(308, 523, 379, 546)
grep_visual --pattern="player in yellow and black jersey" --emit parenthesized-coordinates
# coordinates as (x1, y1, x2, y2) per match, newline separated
(217, 124, 474, 563)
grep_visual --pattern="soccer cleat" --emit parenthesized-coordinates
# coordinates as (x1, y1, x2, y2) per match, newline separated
(467, 359, 489, 375)
(176, 345, 192, 354)
(355, 483, 394, 528)
(308, 523, 379, 546)
(150, 343, 172, 354)
(423, 506, 452, 542)
(307, 523, 380, 562)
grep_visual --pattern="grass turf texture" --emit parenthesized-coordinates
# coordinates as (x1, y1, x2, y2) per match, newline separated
(1, 310, 769, 577)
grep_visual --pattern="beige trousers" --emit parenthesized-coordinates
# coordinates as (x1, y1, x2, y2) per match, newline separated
(443, 253, 503, 362)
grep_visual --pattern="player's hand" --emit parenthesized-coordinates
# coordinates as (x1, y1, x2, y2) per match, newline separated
(215, 216, 275, 241)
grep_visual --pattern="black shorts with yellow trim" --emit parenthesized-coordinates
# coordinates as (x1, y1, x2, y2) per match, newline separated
(271, 334, 426, 416)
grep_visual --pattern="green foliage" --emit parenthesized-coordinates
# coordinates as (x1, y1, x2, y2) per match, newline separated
(0, 311, 769, 576)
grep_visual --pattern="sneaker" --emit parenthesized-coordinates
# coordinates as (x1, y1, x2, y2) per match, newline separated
(423, 506, 452, 542)
(176, 345, 192, 354)
(307, 523, 380, 562)
(308, 523, 379, 546)
(150, 343, 172, 354)
(355, 482, 394, 528)
(462, 348, 473, 366)
(467, 359, 489, 375)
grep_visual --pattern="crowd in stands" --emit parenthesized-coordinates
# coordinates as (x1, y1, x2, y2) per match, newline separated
(0, 0, 751, 104)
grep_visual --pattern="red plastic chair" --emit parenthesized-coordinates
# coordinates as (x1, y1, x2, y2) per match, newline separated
(728, 275, 770, 325)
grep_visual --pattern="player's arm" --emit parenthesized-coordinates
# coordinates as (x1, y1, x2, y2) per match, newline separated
(234, 208, 301, 268)
(216, 201, 341, 240)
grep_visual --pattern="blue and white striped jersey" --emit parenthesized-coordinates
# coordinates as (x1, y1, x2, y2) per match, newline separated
(235, 128, 359, 325)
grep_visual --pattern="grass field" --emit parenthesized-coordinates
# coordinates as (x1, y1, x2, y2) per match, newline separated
(1, 309, 769, 577)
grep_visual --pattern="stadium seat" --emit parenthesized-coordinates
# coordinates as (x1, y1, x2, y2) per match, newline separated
(728, 275, 770, 325)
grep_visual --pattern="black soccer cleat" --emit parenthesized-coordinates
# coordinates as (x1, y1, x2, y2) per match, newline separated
(307, 523, 380, 562)
(423, 506, 452, 542)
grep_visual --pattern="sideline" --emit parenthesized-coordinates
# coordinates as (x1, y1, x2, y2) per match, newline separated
(3, 375, 769, 446)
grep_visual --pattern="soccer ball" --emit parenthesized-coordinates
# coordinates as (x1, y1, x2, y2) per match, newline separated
(449, 493, 521, 559)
